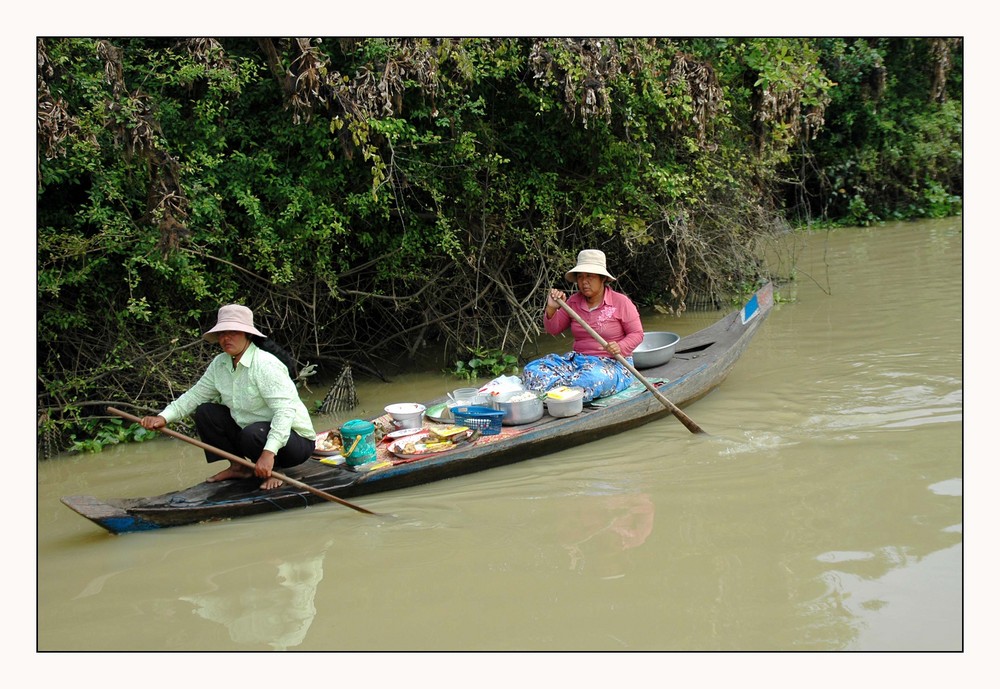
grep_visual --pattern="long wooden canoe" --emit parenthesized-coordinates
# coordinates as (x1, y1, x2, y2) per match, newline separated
(63, 282, 774, 534)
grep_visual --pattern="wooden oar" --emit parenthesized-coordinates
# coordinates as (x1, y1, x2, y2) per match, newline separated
(554, 298, 706, 435)
(106, 407, 379, 516)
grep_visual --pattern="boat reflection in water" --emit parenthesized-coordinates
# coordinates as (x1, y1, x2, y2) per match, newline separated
(558, 491, 655, 579)
(179, 540, 333, 651)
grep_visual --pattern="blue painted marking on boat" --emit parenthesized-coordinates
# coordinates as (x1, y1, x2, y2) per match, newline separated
(104, 517, 161, 533)
(741, 294, 759, 324)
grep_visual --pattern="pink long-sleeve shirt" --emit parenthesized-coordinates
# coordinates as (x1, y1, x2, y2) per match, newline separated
(545, 286, 645, 357)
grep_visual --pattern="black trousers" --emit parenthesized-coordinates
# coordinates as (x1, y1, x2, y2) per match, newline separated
(192, 402, 312, 468)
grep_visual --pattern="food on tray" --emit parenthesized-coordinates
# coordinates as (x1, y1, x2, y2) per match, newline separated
(315, 432, 343, 453)
(398, 437, 452, 455)
(429, 425, 471, 440)
(391, 427, 480, 456)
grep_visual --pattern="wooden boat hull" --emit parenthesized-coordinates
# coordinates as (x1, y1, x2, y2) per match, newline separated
(63, 282, 774, 534)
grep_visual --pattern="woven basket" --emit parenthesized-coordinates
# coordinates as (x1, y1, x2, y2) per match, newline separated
(450, 405, 505, 435)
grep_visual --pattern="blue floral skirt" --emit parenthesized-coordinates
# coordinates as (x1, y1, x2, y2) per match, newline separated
(522, 352, 635, 402)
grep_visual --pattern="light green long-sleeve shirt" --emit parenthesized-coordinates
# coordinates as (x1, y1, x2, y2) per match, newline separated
(160, 343, 316, 454)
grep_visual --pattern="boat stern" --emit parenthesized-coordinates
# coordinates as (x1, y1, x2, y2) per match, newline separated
(60, 495, 162, 535)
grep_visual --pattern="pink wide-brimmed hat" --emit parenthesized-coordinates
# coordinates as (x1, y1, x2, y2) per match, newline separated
(202, 304, 266, 343)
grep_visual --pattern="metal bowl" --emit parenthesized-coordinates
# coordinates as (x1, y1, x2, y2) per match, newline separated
(631, 331, 680, 369)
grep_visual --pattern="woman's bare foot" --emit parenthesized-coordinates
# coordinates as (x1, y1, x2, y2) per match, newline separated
(207, 464, 253, 482)
(260, 476, 284, 490)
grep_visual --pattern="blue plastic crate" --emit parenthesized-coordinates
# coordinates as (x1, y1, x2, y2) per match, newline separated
(450, 405, 505, 435)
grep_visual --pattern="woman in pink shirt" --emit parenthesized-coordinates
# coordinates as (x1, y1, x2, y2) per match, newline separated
(522, 250, 645, 402)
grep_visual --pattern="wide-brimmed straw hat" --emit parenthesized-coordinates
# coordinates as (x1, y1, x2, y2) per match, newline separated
(202, 304, 266, 343)
(565, 249, 616, 282)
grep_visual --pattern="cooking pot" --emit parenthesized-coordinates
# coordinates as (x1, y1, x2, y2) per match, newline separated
(490, 390, 544, 425)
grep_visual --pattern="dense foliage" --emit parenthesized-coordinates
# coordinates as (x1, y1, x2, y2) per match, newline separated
(37, 37, 962, 453)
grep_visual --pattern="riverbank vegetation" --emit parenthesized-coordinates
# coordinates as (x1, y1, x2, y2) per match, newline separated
(37, 37, 962, 453)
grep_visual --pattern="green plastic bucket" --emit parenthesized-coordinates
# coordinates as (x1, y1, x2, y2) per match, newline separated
(339, 419, 377, 466)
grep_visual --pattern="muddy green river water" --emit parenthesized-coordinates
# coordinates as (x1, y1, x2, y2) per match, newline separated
(31, 218, 971, 682)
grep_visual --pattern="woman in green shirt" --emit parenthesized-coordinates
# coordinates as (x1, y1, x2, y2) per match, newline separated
(140, 305, 317, 490)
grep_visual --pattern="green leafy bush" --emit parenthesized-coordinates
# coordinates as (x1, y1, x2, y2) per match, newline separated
(69, 418, 159, 454)
(452, 348, 520, 381)
(36, 37, 962, 453)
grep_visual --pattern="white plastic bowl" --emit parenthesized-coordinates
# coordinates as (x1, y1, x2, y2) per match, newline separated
(384, 402, 426, 429)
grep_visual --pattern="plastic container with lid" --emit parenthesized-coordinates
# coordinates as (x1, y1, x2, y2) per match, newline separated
(545, 386, 585, 418)
(339, 419, 377, 466)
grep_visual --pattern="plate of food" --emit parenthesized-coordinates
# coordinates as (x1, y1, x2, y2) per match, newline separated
(384, 426, 426, 441)
(387, 427, 477, 459)
(313, 431, 343, 456)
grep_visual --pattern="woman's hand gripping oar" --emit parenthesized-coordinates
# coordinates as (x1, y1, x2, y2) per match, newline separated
(107, 407, 380, 516)
(553, 298, 707, 435)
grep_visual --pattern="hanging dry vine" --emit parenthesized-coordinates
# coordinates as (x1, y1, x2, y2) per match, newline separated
(666, 51, 724, 148)
(36, 39, 90, 165)
(929, 37, 959, 104)
(94, 39, 192, 256)
(529, 38, 621, 128)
